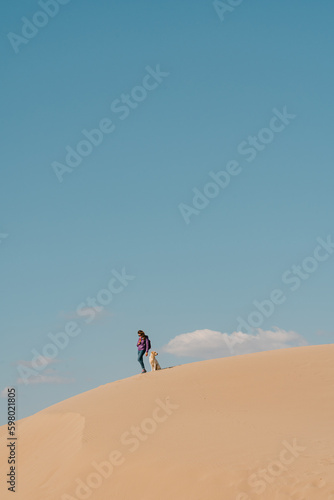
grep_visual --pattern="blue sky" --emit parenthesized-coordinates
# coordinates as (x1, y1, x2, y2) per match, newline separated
(1, 0, 334, 420)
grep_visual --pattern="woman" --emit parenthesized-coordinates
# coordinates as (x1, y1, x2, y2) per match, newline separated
(137, 330, 149, 373)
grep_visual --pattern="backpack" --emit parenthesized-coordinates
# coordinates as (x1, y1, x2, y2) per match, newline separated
(146, 336, 151, 350)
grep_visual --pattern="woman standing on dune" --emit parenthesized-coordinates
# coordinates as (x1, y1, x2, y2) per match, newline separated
(137, 330, 150, 373)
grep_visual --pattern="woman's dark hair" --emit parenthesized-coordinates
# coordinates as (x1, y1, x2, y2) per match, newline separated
(138, 330, 145, 336)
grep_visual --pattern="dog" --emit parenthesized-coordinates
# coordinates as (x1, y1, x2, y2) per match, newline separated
(149, 351, 161, 371)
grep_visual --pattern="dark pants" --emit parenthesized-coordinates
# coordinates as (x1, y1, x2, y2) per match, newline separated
(138, 349, 146, 370)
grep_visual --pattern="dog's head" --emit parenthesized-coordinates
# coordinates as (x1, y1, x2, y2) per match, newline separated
(150, 351, 158, 357)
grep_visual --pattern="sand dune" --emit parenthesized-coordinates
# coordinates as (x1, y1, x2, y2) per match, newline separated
(1, 344, 334, 499)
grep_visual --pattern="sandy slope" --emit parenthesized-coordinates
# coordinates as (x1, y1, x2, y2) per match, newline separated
(1, 344, 334, 500)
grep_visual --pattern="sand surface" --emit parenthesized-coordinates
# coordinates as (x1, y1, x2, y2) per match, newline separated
(1, 344, 334, 499)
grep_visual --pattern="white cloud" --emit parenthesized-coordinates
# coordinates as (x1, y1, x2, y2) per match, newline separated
(17, 375, 75, 385)
(43, 368, 57, 374)
(316, 330, 334, 337)
(14, 359, 74, 386)
(1, 387, 12, 398)
(162, 328, 308, 359)
(15, 358, 59, 368)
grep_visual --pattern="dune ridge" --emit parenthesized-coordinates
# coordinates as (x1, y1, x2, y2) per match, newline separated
(1, 344, 334, 499)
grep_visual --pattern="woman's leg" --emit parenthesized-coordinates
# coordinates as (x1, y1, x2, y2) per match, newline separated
(137, 350, 146, 370)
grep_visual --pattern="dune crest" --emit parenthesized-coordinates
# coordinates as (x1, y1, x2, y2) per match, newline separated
(1, 344, 334, 499)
